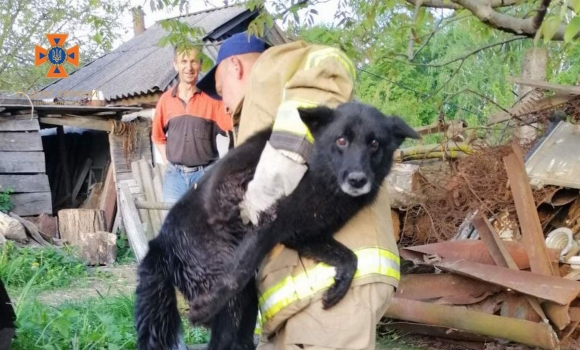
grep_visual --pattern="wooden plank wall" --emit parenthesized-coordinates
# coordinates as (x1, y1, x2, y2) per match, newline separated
(0, 115, 52, 216)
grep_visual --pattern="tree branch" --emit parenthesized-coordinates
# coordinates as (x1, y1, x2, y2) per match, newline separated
(411, 0, 577, 41)
(405, 0, 519, 10)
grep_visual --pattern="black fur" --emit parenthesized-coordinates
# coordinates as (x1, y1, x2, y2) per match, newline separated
(134, 102, 419, 350)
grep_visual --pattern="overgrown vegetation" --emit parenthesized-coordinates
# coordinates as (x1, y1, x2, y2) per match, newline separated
(1, 241, 207, 348)
(0, 242, 87, 289)
(115, 229, 136, 264)
(0, 187, 14, 213)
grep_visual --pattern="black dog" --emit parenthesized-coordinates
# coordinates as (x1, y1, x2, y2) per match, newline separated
(134, 102, 419, 350)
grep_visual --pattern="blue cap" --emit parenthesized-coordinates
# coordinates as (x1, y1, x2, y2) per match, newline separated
(197, 32, 268, 100)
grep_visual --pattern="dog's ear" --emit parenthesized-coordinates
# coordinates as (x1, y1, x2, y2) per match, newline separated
(298, 106, 334, 135)
(388, 116, 421, 148)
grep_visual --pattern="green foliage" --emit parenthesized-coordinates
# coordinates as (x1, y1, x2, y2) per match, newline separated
(12, 292, 209, 349)
(0, 187, 14, 213)
(0, 242, 87, 289)
(115, 229, 136, 264)
(0, 0, 130, 92)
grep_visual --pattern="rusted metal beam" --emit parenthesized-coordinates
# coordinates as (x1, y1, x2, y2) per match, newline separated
(473, 214, 548, 323)
(433, 259, 580, 306)
(396, 274, 501, 305)
(386, 297, 559, 350)
(504, 152, 556, 276)
(400, 240, 560, 270)
(472, 215, 519, 269)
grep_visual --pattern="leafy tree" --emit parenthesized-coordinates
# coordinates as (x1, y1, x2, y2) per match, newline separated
(0, 0, 130, 92)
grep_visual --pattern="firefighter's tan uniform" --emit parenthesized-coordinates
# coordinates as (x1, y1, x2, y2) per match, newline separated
(232, 40, 400, 350)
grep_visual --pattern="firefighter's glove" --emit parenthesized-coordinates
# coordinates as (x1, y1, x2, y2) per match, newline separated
(239, 141, 307, 225)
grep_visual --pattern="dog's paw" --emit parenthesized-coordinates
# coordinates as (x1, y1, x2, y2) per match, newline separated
(321, 280, 350, 309)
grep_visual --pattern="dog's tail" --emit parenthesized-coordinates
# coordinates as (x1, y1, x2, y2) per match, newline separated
(135, 243, 186, 350)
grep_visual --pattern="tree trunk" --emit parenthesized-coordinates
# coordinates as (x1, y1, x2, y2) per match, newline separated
(515, 48, 548, 144)
(58, 209, 106, 245)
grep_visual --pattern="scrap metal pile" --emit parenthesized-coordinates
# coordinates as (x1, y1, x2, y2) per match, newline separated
(384, 95, 580, 350)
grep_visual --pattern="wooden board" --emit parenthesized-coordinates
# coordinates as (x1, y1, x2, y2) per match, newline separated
(0, 119, 40, 131)
(0, 132, 43, 151)
(40, 116, 112, 132)
(10, 192, 52, 216)
(119, 181, 148, 262)
(0, 174, 50, 192)
(0, 152, 46, 173)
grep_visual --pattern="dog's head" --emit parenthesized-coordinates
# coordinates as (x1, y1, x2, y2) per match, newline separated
(299, 102, 420, 197)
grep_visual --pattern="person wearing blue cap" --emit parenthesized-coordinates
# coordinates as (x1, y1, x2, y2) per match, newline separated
(197, 32, 399, 350)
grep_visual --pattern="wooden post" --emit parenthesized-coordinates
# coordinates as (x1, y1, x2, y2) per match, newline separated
(515, 48, 548, 144)
(118, 181, 148, 262)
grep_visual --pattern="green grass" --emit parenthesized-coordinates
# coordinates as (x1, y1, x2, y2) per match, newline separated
(12, 289, 208, 350)
(2, 241, 207, 349)
(0, 242, 88, 290)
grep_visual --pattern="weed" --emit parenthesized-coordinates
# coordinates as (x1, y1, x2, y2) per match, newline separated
(12, 292, 209, 349)
(0, 242, 87, 290)
(115, 229, 135, 264)
(0, 187, 14, 213)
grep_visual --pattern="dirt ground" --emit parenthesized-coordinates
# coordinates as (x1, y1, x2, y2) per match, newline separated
(35, 264, 580, 350)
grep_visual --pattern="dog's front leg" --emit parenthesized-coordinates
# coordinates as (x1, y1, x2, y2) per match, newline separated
(285, 237, 358, 309)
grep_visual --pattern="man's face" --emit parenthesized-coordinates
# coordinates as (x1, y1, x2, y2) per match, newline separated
(174, 50, 201, 85)
(215, 58, 244, 115)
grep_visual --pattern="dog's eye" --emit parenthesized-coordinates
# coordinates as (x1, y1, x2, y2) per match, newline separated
(336, 137, 348, 147)
(369, 140, 380, 152)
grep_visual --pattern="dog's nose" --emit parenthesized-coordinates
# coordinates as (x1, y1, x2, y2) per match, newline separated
(347, 172, 368, 189)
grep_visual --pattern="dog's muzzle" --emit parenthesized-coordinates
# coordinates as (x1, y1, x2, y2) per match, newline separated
(340, 171, 371, 197)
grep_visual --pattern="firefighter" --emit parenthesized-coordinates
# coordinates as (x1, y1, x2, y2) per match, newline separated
(197, 32, 400, 350)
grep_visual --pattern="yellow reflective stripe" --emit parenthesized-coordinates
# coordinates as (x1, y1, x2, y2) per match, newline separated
(258, 247, 400, 324)
(305, 48, 357, 81)
(272, 99, 317, 143)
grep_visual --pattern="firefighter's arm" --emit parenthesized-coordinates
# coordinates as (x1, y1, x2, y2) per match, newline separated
(240, 47, 356, 225)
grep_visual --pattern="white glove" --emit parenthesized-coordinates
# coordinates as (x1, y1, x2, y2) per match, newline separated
(240, 141, 307, 225)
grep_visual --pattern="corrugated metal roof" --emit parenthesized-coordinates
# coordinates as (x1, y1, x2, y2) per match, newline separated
(41, 5, 288, 102)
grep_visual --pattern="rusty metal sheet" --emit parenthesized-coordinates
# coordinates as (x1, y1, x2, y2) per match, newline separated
(396, 274, 501, 305)
(500, 294, 542, 323)
(473, 214, 548, 323)
(400, 240, 560, 270)
(386, 297, 559, 350)
(434, 258, 580, 306)
(525, 121, 580, 190)
(505, 152, 557, 276)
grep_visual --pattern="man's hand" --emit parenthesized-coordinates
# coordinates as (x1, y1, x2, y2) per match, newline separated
(240, 141, 307, 225)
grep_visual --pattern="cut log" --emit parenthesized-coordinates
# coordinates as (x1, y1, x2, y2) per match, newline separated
(386, 163, 425, 208)
(0, 211, 27, 242)
(77, 231, 117, 266)
(57, 209, 106, 245)
(8, 212, 52, 246)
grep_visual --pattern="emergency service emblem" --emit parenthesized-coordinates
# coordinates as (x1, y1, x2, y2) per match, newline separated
(35, 34, 79, 78)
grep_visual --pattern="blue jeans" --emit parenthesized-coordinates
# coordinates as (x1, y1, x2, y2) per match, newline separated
(163, 162, 209, 203)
